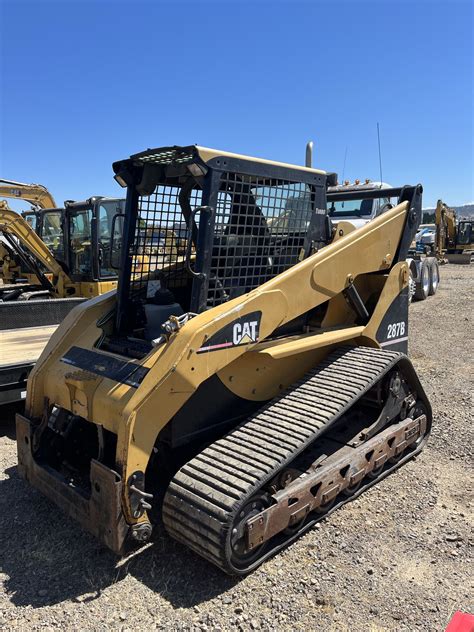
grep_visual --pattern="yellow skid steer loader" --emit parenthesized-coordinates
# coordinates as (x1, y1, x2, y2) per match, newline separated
(17, 145, 431, 575)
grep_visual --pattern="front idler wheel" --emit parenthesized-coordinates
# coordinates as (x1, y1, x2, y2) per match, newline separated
(228, 493, 270, 573)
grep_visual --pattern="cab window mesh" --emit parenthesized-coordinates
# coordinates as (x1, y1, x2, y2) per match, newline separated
(207, 173, 313, 307)
(131, 185, 202, 302)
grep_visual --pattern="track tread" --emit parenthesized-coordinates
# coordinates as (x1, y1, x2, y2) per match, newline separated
(163, 346, 402, 574)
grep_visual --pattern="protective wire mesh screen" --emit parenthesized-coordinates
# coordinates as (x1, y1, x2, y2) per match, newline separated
(207, 173, 313, 307)
(131, 186, 202, 302)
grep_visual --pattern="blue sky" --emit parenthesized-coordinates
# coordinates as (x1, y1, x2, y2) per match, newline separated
(0, 0, 472, 209)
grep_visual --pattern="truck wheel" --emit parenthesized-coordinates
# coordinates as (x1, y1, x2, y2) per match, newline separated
(428, 259, 440, 295)
(408, 268, 416, 303)
(414, 259, 430, 301)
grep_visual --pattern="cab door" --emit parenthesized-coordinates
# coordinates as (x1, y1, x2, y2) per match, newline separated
(94, 199, 125, 280)
(68, 208, 93, 280)
(41, 210, 65, 263)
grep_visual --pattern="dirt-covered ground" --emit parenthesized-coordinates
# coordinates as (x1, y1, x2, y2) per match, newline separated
(1, 264, 472, 631)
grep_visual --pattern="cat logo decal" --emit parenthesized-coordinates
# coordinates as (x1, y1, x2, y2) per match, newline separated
(197, 311, 262, 354)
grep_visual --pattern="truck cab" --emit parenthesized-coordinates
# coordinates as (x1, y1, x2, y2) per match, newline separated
(327, 180, 395, 229)
(327, 180, 439, 302)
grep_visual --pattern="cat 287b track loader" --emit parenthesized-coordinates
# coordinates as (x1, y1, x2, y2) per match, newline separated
(17, 145, 432, 575)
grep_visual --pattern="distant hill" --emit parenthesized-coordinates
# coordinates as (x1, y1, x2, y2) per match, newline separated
(422, 203, 474, 223)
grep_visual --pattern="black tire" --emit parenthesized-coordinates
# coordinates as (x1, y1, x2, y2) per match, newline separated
(428, 259, 440, 295)
(414, 259, 430, 301)
(408, 267, 416, 304)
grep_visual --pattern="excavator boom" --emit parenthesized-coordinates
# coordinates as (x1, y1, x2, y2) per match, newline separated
(0, 178, 56, 210)
(0, 204, 72, 296)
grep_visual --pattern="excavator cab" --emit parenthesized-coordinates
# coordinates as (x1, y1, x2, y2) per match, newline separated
(0, 197, 125, 300)
(30, 199, 125, 282)
(63, 197, 125, 283)
(3, 208, 64, 280)
(456, 220, 472, 247)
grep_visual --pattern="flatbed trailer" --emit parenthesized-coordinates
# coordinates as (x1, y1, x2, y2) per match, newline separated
(0, 325, 57, 404)
(0, 298, 84, 404)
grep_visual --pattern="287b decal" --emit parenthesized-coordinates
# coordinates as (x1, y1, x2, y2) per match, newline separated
(387, 321, 406, 339)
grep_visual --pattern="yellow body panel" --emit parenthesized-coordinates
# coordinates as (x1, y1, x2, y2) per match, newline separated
(195, 146, 326, 176)
(217, 326, 366, 401)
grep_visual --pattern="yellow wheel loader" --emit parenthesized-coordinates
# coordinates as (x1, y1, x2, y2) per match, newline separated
(17, 145, 432, 575)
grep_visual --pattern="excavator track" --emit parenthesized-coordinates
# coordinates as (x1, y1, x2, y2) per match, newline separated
(163, 346, 431, 575)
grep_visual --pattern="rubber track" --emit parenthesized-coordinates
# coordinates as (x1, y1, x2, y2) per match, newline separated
(162, 346, 401, 573)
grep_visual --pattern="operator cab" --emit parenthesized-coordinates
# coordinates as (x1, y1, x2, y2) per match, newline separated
(64, 197, 125, 281)
(456, 220, 472, 246)
(33, 198, 125, 282)
(101, 145, 334, 357)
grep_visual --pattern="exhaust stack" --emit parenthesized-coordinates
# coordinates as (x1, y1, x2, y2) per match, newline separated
(305, 141, 314, 168)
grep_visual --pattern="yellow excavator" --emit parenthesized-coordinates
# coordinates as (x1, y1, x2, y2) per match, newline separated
(434, 199, 473, 264)
(17, 144, 431, 575)
(0, 203, 69, 296)
(0, 197, 125, 300)
(0, 194, 124, 405)
(0, 178, 58, 286)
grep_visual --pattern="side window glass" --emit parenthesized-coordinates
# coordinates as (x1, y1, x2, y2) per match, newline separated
(109, 211, 124, 272)
(374, 197, 392, 216)
(70, 210, 92, 276)
(458, 223, 472, 245)
(42, 211, 64, 261)
(23, 213, 37, 232)
(98, 202, 120, 277)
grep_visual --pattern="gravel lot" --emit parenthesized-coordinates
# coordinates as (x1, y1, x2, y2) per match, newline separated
(1, 264, 472, 631)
